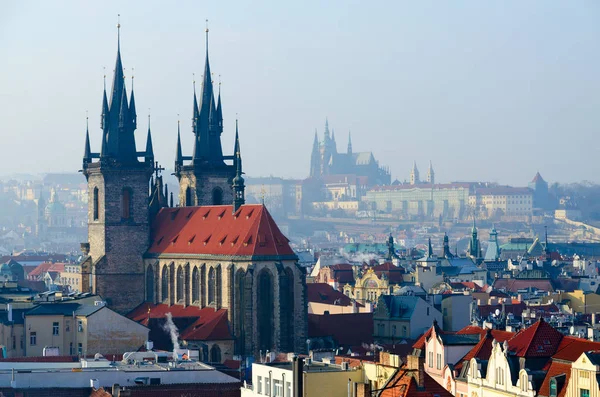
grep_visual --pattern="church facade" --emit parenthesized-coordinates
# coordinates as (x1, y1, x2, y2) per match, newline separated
(80, 27, 307, 358)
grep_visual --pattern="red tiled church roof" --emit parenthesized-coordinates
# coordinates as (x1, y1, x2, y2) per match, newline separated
(127, 303, 232, 341)
(147, 204, 296, 259)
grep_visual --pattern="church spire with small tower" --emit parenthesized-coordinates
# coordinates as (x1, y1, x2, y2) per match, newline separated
(80, 17, 154, 314)
(410, 161, 420, 185)
(427, 160, 435, 184)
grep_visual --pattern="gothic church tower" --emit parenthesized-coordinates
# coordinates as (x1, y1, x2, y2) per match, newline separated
(175, 29, 236, 206)
(82, 25, 154, 313)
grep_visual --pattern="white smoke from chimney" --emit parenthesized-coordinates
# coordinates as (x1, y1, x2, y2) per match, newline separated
(162, 313, 180, 351)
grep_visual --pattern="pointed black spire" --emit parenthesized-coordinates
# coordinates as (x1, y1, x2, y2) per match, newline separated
(175, 120, 183, 172)
(310, 129, 321, 177)
(164, 183, 169, 206)
(216, 78, 223, 133)
(118, 80, 129, 129)
(170, 192, 174, 208)
(233, 119, 245, 212)
(347, 131, 352, 154)
(145, 115, 154, 163)
(129, 75, 137, 130)
(233, 119, 241, 171)
(193, 22, 215, 163)
(192, 76, 199, 134)
(83, 116, 91, 165)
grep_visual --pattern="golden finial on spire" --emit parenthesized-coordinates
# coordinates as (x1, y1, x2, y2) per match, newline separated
(205, 19, 209, 33)
(117, 14, 121, 50)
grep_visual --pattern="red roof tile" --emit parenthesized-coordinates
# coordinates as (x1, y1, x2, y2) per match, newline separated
(307, 283, 363, 307)
(454, 328, 513, 371)
(308, 313, 373, 347)
(552, 336, 600, 362)
(27, 262, 67, 278)
(380, 369, 454, 397)
(127, 303, 232, 341)
(507, 319, 563, 357)
(537, 361, 571, 397)
(148, 204, 295, 258)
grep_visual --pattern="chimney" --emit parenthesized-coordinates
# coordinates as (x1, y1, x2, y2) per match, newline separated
(407, 354, 424, 388)
(292, 356, 304, 397)
(356, 383, 371, 397)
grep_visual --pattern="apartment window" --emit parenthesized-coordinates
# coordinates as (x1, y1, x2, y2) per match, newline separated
(273, 379, 282, 397)
(30, 332, 36, 346)
(580, 389, 590, 397)
(429, 351, 433, 368)
(286, 382, 291, 397)
(78, 343, 83, 356)
(436, 353, 441, 370)
(392, 325, 397, 335)
(66, 321, 70, 332)
(78, 319, 83, 332)
(257, 376, 263, 394)
(427, 307, 430, 316)
(265, 377, 271, 396)
(549, 378, 556, 396)
(70, 342, 73, 355)
(11, 335, 15, 350)
(52, 322, 59, 335)
(402, 326, 407, 336)
(580, 371, 590, 379)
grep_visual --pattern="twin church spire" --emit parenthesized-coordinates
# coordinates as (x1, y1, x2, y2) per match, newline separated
(83, 20, 151, 169)
(83, 19, 244, 209)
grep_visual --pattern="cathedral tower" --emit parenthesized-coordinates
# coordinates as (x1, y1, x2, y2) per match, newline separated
(410, 161, 420, 185)
(175, 28, 236, 206)
(81, 24, 154, 313)
(427, 160, 435, 184)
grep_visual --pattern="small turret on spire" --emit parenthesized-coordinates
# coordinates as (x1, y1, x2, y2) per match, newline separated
(83, 114, 92, 165)
(233, 119, 245, 212)
(129, 72, 137, 130)
(175, 119, 183, 172)
(145, 114, 154, 163)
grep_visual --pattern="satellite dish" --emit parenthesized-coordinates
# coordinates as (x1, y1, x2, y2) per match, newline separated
(495, 309, 500, 317)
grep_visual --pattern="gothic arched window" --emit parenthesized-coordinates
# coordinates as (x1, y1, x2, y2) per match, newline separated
(161, 266, 168, 302)
(208, 267, 215, 305)
(121, 188, 132, 220)
(212, 187, 223, 205)
(176, 266, 184, 302)
(210, 344, 221, 363)
(93, 187, 99, 220)
(215, 265, 222, 308)
(185, 187, 192, 207)
(192, 267, 199, 303)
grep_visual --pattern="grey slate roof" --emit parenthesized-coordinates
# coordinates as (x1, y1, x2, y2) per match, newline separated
(26, 303, 103, 317)
(380, 295, 421, 319)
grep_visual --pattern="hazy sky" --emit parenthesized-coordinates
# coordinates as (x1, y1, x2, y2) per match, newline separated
(1, 1, 599, 186)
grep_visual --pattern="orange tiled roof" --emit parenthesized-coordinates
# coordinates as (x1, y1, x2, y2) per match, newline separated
(537, 360, 571, 397)
(507, 318, 563, 357)
(147, 204, 295, 259)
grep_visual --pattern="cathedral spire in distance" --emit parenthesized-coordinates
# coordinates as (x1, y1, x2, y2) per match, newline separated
(347, 131, 352, 154)
(175, 119, 183, 172)
(233, 119, 245, 212)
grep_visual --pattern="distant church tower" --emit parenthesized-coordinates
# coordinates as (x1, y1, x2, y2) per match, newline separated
(36, 190, 46, 238)
(175, 29, 236, 207)
(410, 161, 420, 185)
(81, 24, 154, 313)
(427, 161, 435, 184)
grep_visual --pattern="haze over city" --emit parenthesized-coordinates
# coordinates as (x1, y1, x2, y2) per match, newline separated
(1, 1, 599, 185)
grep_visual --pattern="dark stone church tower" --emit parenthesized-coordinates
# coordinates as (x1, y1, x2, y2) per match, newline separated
(175, 29, 237, 206)
(81, 26, 154, 313)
